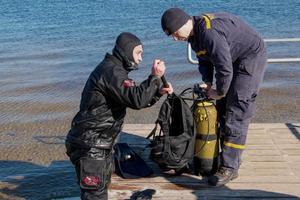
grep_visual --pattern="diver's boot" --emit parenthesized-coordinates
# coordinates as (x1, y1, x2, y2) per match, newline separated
(207, 167, 238, 186)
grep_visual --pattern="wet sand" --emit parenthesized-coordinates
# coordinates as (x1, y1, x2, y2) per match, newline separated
(0, 87, 300, 161)
(0, 85, 299, 165)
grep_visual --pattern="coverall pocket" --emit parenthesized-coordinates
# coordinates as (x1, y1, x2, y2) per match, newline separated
(238, 60, 254, 76)
(226, 111, 241, 135)
(226, 93, 254, 131)
(237, 93, 256, 120)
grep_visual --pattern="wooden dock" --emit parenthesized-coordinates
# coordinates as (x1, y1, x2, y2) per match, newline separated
(106, 123, 300, 200)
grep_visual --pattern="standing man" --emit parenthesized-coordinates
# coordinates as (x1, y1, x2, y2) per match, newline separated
(65, 32, 173, 199)
(161, 8, 267, 186)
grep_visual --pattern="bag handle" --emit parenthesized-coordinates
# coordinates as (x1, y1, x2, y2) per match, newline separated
(146, 123, 158, 139)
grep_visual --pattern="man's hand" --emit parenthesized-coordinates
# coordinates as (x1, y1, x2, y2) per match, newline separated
(206, 88, 224, 100)
(160, 82, 173, 95)
(199, 82, 224, 99)
(151, 59, 165, 78)
(199, 82, 212, 92)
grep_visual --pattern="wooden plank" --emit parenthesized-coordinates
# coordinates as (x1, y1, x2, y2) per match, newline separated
(284, 155, 300, 162)
(269, 128, 300, 134)
(273, 139, 300, 144)
(107, 183, 300, 199)
(280, 149, 300, 155)
(269, 132, 300, 139)
(240, 155, 286, 162)
(291, 165, 300, 176)
(238, 168, 294, 176)
(249, 123, 290, 129)
(246, 144, 277, 150)
(243, 149, 282, 156)
(244, 138, 274, 144)
(111, 172, 300, 184)
(245, 147, 278, 152)
(108, 188, 300, 200)
(240, 161, 289, 169)
(248, 129, 266, 132)
(246, 135, 272, 139)
(276, 144, 300, 150)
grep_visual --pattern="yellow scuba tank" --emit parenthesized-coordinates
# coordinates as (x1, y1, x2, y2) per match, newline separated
(193, 100, 219, 176)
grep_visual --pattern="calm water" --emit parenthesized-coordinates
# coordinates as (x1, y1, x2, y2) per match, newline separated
(0, 1, 300, 199)
(1, 0, 300, 100)
(1, 0, 299, 122)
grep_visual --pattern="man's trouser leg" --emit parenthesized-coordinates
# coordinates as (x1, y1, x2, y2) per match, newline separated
(221, 49, 267, 170)
(216, 97, 227, 168)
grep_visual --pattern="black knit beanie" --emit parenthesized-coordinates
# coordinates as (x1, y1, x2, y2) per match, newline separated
(161, 8, 190, 36)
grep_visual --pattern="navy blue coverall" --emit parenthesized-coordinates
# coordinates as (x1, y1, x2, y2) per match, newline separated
(189, 13, 267, 170)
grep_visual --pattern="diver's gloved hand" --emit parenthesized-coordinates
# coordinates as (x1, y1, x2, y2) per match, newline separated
(160, 82, 174, 95)
(130, 189, 156, 200)
(151, 59, 165, 78)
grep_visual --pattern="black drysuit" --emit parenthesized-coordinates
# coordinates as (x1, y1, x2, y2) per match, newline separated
(65, 48, 162, 200)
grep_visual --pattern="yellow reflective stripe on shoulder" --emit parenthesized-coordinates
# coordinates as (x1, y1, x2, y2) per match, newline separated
(202, 15, 211, 29)
(201, 14, 215, 30)
(224, 141, 245, 150)
(196, 49, 207, 56)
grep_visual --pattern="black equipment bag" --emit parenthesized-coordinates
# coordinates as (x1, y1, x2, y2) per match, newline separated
(147, 93, 195, 172)
(114, 143, 153, 179)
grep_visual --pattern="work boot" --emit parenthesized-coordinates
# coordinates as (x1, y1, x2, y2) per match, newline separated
(207, 167, 238, 186)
